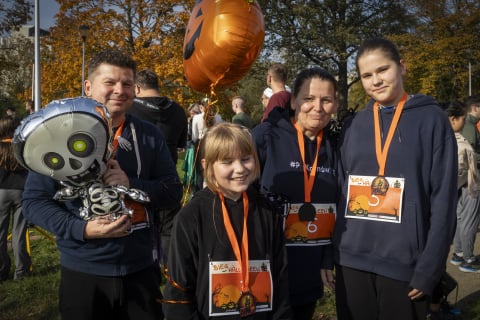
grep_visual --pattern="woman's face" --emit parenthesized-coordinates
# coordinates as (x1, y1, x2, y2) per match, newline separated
(291, 77, 337, 139)
(357, 49, 406, 107)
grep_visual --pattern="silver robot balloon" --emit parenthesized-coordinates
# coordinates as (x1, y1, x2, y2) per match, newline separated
(13, 97, 149, 221)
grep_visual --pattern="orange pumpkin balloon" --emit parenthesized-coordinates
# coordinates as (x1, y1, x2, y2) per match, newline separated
(183, 0, 265, 93)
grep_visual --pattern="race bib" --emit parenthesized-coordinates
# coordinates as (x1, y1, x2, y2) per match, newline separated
(209, 260, 273, 317)
(284, 203, 336, 246)
(345, 175, 405, 223)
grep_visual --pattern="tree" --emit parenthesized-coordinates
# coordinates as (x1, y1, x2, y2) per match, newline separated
(391, 0, 480, 102)
(256, 0, 415, 117)
(0, 33, 34, 98)
(0, 0, 31, 35)
(39, 0, 202, 108)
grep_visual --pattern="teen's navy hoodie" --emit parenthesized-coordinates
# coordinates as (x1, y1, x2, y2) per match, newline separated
(334, 94, 458, 295)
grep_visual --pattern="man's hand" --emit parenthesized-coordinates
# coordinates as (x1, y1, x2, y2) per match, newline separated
(83, 214, 132, 239)
(103, 159, 130, 188)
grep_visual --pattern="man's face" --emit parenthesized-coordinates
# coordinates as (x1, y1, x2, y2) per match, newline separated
(84, 63, 135, 122)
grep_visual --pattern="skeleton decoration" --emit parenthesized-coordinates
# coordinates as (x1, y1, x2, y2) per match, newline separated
(12, 97, 149, 220)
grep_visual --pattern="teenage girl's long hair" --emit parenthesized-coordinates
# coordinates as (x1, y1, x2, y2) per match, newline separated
(0, 117, 22, 171)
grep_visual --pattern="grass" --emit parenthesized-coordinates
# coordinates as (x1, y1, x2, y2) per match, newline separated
(0, 229, 60, 320)
(1, 152, 478, 319)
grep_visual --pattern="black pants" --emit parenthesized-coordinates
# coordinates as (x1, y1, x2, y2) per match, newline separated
(291, 301, 317, 320)
(59, 265, 163, 320)
(335, 265, 428, 320)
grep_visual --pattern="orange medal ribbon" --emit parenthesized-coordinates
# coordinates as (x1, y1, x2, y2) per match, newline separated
(112, 119, 125, 155)
(218, 191, 250, 293)
(373, 92, 408, 176)
(292, 119, 323, 203)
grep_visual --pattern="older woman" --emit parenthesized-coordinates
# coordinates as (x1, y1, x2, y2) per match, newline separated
(252, 67, 338, 320)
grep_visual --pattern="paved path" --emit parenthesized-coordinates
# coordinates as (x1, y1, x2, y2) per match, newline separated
(446, 230, 480, 313)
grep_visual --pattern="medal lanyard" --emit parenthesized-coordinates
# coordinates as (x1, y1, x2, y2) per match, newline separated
(218, 191, 250, 293)
(292, 119, 323, 203)
(112, 119, 125, 155)
(373, 92, 407, 176)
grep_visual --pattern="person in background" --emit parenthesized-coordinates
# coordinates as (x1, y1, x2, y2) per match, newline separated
(128, 69, 187, 265)
(462, 95, 480, 169)
(5, 107, 16, 119)
(22, 50, 183, 320)
(24, 99, 34, 115)
(191, 97, 223, 144)
(129, 69, 187, 165)
(262, 63, 291, 122)
(334, 38, 457, 320)
(182, 103, 202, 194)
(0, 117, 31, 281)
(426, 101, 471, 320)
(163, 123, 291, 319)
(253, 67, 338, 319)
(187, 103, 201, 144)
(261, 87, 273, 110)
(231, 95, 254, 129)
(190, 97, 223, 192)
(450, 96, 480, 273)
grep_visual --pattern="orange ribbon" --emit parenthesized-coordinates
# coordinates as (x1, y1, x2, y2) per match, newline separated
(112, 119, 125, 155)
(292, 120, 323, 203)
(218, 191, 250, 293)
(373, 92, 408, 176)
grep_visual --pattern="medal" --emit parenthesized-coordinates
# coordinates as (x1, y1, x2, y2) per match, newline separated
(371, 176, 389, 195)
(238, 291, 256, 317)
(298, 202, 316, 221)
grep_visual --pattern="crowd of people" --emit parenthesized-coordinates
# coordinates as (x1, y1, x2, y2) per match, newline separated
(1, 38, 478, 320)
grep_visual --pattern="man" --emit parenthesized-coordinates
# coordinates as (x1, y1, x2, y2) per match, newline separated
(22, 50, 182, 320)
(452, 94, 480, 273)
(231, 95, 254, 129)
(128, 69, 187, 264)
(462, 95, 480, 169)
(261, 63, 291, 121)
(129, 69, 187, 164)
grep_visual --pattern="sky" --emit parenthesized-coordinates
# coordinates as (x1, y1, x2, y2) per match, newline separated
(29, 0, 60, 30)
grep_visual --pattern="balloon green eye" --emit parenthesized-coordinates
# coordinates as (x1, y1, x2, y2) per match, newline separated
(73, 140, 87, 152)
(68, 133, 94, 157)
(43, 152, 65, 170)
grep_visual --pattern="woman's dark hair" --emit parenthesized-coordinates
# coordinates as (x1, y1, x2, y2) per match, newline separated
(355, 38, 402, 71)
(291, 67, 337, 98)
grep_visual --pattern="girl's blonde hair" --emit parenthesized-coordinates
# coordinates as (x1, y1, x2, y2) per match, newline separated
(202, 123, 260, 192)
